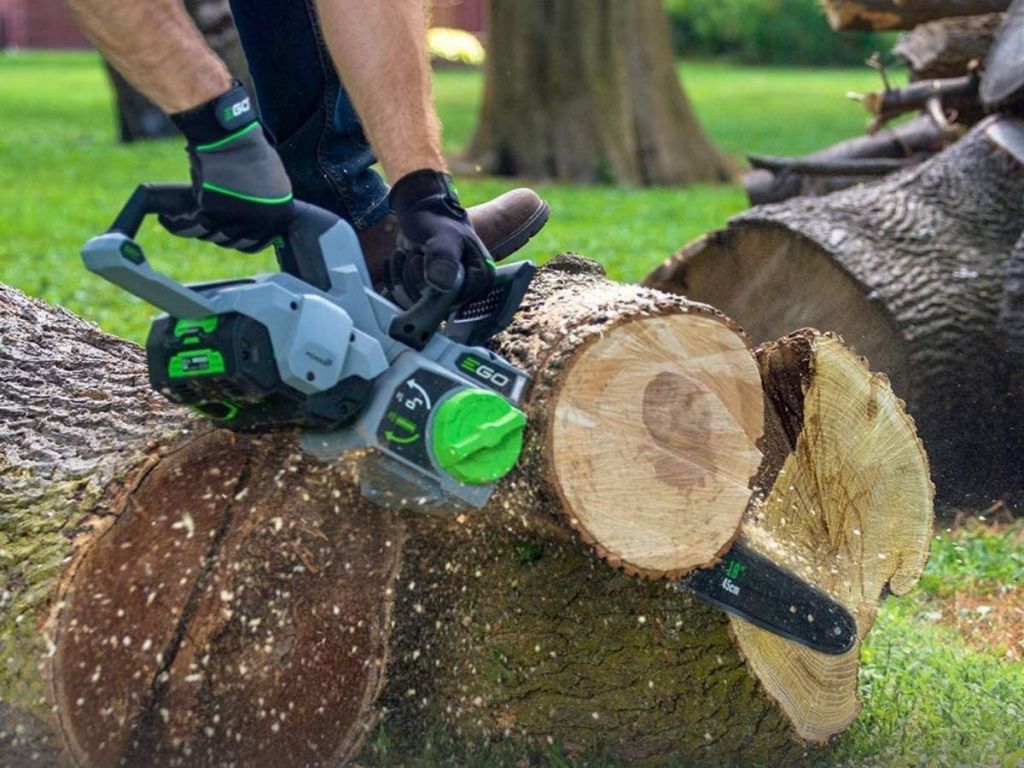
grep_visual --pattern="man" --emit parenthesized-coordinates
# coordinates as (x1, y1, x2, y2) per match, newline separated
(63, 0, 548, 308)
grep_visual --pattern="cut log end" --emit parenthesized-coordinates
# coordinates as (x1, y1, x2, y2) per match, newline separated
(548, 312, 763, 578)
(734, 331, 933, 743)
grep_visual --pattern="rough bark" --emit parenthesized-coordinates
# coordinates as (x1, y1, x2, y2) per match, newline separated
(822, 0, 1010, 30)
(893, 13, 1003, 79)
(466, 0, 731, 185)
(743, 114, 957, 205)
(0, 259, 933, 766)
(645, 116, 1024, 505)
(104, 0, 251, 142)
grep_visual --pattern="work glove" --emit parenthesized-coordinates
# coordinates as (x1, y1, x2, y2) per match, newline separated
(384, 169, 495, 309)
(162, 82, 294, 253)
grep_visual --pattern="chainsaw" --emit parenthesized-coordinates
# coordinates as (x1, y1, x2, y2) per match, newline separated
(82, 183, 534, 511)
(82, 184, 857, 655)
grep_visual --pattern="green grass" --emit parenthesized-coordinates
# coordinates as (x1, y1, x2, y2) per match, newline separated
(2, 51, 1022, 767)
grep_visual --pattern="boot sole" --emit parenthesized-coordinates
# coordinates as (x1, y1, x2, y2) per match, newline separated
(487, 200, 551, 262)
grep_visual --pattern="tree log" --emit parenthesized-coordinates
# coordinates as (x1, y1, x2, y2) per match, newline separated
(0, 259, 933, 766)
(822, 0, 1010, 31)
(893, 13, 1003, 79)
(645, 116, 1024, 505)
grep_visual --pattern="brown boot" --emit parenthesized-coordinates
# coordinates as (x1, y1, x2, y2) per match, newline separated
(357, 187, 550, 284)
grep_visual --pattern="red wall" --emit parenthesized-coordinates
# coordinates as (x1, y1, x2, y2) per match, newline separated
(1, 0, 91, 49)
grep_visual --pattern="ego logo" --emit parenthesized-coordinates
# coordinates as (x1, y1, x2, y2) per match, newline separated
(460, 356, 511, 388)
(222, 97, 251, 122)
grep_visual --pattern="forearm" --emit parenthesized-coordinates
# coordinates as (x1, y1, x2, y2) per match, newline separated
(63, 0, 231, 113)
(315, 0, 446, 181)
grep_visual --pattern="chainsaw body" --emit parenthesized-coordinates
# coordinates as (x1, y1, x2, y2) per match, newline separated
(82, 184, 533, 511)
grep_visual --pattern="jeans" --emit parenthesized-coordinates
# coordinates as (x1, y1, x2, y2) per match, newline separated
(227, 0, 391, 230)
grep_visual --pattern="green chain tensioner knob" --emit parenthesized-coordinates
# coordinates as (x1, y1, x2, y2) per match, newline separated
(431, 389, 526, 485)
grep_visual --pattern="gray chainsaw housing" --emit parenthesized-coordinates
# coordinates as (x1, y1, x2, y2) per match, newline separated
(82, 215, 530, 512)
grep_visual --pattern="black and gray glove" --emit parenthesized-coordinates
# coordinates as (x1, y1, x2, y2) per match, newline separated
(385, 169, 495, 309)
(161, 82, 294, 253)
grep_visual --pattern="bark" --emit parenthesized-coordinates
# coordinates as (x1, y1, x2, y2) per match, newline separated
(822, 0, 1010, 30)
(466, 0, 731, 185)
(645, 116, 1024, 505)
(743, 114, 957, 205)
(0, 259, 933, 766)
(104, 0, 251, 142)
(893, 13, 1003, 79)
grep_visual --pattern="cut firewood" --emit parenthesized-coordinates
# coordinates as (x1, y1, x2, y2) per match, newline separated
(893, 12, 1003, 79)
(822, 0, 1009, 31)
(646, 116, 1024, 504)
(0, 258, 933, 765)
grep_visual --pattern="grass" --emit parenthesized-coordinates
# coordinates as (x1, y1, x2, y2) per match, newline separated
(2, 51, 1022, 767)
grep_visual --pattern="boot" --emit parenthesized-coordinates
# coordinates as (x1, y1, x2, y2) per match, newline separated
(357, 188, 550, 284)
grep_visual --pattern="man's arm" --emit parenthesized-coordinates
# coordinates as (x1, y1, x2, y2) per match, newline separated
(62, 0, 230, 113)
(314, 0, 446, 181)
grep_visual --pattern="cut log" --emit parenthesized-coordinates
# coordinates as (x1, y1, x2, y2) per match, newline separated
(893, 13, 1003, 79)
(822, 0, 1010, 31)
(0, 259, 933, 766)
(645, 116, 1024, 504)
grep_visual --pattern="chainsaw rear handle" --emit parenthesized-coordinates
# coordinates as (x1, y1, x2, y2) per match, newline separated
(107, 183, 341, 291)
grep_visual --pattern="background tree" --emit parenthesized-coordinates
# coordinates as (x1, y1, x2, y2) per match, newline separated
(467, 0, 731, 185)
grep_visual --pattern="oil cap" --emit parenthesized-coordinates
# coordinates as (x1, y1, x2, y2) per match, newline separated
(431, 389, 526, 485)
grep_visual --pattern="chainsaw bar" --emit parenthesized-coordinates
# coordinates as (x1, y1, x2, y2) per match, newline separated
(675, 539, 858, 655)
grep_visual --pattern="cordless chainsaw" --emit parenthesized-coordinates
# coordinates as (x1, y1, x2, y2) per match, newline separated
(82, 184, 858, 655)
(81, 184, 535, 511)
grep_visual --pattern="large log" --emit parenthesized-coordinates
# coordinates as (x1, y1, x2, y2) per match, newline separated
(822, 0, 1009, 30)
(645, 116, 1024, 505)
(893, 13, 1003, 79)
(0, 260, 933, 766)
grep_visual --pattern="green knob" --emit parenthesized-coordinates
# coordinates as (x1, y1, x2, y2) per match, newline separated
(431, 389, 526, 485)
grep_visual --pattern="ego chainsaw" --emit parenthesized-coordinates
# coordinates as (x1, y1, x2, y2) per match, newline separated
(81, 184, 857, 655)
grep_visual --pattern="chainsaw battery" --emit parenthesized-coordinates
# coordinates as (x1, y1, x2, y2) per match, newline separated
(146, 312, 373, 431)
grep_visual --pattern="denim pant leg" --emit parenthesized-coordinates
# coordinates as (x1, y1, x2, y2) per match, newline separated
(227, 0, 391, 229)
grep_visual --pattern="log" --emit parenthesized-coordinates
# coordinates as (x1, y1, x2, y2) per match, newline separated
(822, 0, 1010, 31)
(645, 116, 1024, 505)
(743, 114, 956, 205)
(0, 259, 933, 766)
(893, 13, 1003, 79)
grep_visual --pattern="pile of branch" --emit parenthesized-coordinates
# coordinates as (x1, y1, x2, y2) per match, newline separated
(0, 259, 933, 766)
(746, 0, 1023, 205)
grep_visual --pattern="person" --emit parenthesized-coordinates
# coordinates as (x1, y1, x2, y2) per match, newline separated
(62, 0, 549, 308)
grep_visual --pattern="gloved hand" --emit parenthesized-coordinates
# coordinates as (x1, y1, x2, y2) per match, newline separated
(384, 169, 495, 309)
(161, 82, 294, 253)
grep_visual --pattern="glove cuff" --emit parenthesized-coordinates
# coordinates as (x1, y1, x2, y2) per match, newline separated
(388, 169, 466, 219)
(170, 81, 258, 146)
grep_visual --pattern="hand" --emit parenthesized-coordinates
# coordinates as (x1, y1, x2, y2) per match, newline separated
(160, 83, 295, 253)
(384, 170, 495, 309)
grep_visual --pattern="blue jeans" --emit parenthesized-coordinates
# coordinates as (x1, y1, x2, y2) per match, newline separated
(227, 0, 391, 230)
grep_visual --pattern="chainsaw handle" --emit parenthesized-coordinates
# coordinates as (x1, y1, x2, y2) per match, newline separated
(108, 183, 195, 239)
(389, 283, 461, 350)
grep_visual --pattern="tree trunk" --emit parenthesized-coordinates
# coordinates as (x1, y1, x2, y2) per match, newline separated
(893, 13, 1003, 79)
(645, 116, 1024, 506)
(466, 0, 731, 185)
(104, 0, 251, 142)
(0, 259, 933, 766)
(822, 0, 1010, 30)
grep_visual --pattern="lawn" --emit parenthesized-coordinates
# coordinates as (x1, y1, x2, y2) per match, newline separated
(1, 52, 1022, 767)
